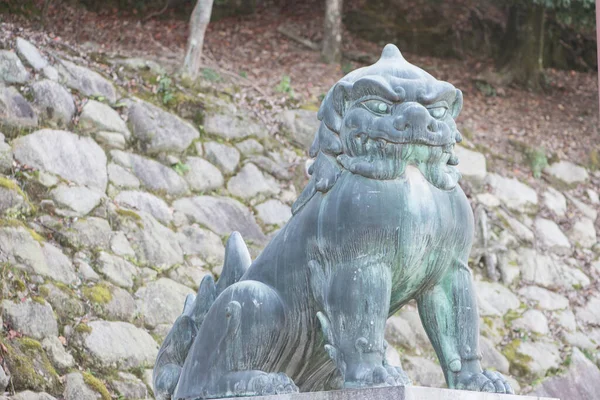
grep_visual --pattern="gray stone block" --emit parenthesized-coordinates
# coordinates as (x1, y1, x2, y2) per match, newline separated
(214, 386, 557, 400)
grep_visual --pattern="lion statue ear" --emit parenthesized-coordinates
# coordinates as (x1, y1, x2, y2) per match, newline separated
(451, 89, 463, 119)
(318, 81, 353, 133)
(332, 81, 353, 116)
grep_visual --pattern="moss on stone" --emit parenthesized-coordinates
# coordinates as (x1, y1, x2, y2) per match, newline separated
(502, 339, 533, 377)
(13, 278, 26, 292)
(1, 337, 61, 394)
(82, 371, 111, 400)
(83, 284, 113, 304)
(0, 219, 44, 243)
(31, 296, 46, 305)
(75, 323, 93, 334)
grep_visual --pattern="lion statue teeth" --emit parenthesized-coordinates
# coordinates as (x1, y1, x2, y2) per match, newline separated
(153, 44, 513, 399)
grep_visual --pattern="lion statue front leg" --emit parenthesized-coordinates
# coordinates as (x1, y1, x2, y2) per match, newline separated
(309, 259, 410, 389)
(417, 259, 514, 394)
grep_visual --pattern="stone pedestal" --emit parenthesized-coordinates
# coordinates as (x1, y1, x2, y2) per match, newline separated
(216, 386, 558, 400)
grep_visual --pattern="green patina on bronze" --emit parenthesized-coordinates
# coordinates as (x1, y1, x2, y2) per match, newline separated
(153, 45, 512, 399)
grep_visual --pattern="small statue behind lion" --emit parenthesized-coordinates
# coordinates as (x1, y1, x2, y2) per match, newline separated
(153, 44, 513, 399)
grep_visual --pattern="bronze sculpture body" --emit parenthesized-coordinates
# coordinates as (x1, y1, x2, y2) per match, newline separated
(153, 44, 513, 399)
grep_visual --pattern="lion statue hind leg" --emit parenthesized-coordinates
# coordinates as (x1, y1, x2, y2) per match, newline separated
(174, 280, 298, 399)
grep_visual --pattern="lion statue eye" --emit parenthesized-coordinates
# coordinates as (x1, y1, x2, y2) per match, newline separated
(428, 106, 447, 119)
(361, 99, 391, 115)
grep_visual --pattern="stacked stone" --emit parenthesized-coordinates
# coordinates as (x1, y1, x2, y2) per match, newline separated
(0, 37, 298, 400)
(0, 35, 598, 400)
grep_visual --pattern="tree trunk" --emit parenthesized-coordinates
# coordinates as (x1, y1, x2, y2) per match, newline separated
(182, 0, 215, 79)
(322, 0, 343, 64)
(497, 4, 546, 90)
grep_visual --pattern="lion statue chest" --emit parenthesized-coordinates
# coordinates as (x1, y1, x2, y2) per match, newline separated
(245, 165, 473, 310)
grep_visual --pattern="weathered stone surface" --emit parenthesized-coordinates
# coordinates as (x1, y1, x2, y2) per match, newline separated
(554, 309, 577, 332)
(42, 243, 79, 284)
(0, 139, 11, 174)
(63, 217, 112, 250)
(96, 251, 139, 289)
(561, 330, 597, 350)
(114, 190, 172, 225)
(204, 141, 241, 174)
(42, 65, 59, 81)
(41, 336, 75, 370)
(497, 209, 534, 244)
(542, 187, 567, 218)
(63, 372, 103, 400)
(519, 248, 590, 290)
(575, 294, 600, 326)
(79, 100, 130, 138)
(11, 392, 57, 400)
(255, 199, 292, 225)
(534, 218, 571, 255)
(94, 131, 126, 149)
(109, 231, 136, 258)
(480, 336, 509, 374)
(111, 150, 189, 196)
(518, 286, 569, 311)
(402, 355, 445, 387)
(176, 224, 225, 265)
(13, 130, 107, 191)
(0, 185, 29, 216)
(235, 138, 264, 155)
(248, 155, 292, 180)
(184, 156, 224, 192)
(0, 227, 78, 284)
(31, 79, 75, 127)
(0, 85, 38, 129)
(567, 193, 598, 220)
(385, 310, 430, 352)
(41, 283, 85, 323)
(104, 285, 136, 322)
(475, 280, 521, 317)
(204, 111, 266, 140)
(16, 37, 48, 70)
(173, 196, 266, 243)
(454, 146, 487, 186)
(509, 339, 561, 378)
(544, 160, 589, 186)
(512, 309, 549, 335)
(57, 60, 117, 104)
(587, 188, 599, 204)
(83, 320, 158, 369)
(476, 193, 500, 208)
(50, 184, 103, 216)
(169, 264, 212, 289)
(227, 163, 280, 199)
(3, 337, 60, 394)
(486, 173, 538, 213)
(1, 299, 58, 340)
(135, 278, 194, 328)
(279, 108, 319, 149)
(107, 162, 140, 189)
(120, 211, 184, 270)
(111, 372, 148, 400)
(530, 348, 600, 399)
(128, 100, 199, 154)
(0, 364, 9, 393)
(568, 218, 597, 248)
(0, 50, 30, 83)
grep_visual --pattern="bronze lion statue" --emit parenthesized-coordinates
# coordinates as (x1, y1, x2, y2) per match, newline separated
(153, 44, 513, 399)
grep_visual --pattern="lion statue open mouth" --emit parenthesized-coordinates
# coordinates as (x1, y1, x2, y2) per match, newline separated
(153, 44, 513, 400)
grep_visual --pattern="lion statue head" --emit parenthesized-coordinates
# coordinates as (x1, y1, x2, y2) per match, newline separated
(293, 44, 464, 214)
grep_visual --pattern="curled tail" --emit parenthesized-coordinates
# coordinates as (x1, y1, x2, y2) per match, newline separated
(152, 231, 252, 400)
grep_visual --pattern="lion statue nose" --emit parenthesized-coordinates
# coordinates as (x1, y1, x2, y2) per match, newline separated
(393, 103, 437, 134)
